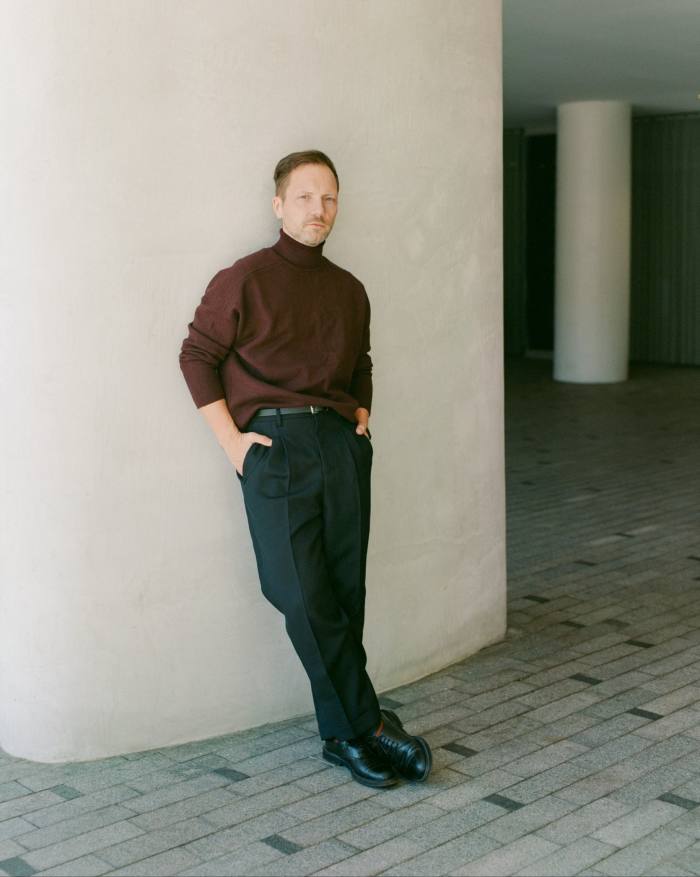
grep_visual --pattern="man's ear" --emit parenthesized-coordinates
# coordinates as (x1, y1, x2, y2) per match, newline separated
(272, 195, 283, 218)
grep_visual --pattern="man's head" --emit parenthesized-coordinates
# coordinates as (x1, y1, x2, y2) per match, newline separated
(272, 150, 339, 247)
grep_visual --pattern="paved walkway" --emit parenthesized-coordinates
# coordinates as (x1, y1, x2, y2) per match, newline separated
(3, 358, 700, 876)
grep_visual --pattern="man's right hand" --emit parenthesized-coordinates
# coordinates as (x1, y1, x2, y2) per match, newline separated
(197, 399, 274, 477)
(231, 432, 274, 478)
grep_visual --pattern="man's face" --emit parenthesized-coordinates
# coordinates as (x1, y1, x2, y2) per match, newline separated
(272, 163, 338, 247)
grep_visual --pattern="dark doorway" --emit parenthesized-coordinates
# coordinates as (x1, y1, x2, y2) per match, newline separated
(525, 135, 556, 351)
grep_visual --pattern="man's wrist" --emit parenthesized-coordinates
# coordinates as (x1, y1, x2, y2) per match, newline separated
(218, 422, 242, 457)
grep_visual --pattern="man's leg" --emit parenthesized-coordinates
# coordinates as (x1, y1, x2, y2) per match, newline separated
(237, 409, 430, 785)
(312, 410, 433, 783)
(320, 412, 373, 649)
(237, 410, 380, 742)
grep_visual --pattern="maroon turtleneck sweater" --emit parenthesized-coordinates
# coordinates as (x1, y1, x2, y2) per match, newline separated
(179, 228, 372, 431)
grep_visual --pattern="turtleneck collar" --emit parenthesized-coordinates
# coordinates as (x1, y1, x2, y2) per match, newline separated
(272, 227, 326, 268)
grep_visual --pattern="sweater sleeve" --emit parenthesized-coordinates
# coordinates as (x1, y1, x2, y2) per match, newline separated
(349, 290, 373, 414)
(179, 268, 240, 409)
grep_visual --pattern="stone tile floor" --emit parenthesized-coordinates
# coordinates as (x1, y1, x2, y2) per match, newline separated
(3, 357, 700, 876)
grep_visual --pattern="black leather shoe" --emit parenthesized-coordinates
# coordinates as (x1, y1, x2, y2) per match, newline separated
(374, 709, 432, 782)
(322, 737, 399, 788)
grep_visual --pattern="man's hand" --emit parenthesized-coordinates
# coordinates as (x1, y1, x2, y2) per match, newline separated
(197, 399, 273, 477)
(231, 432, 273, 477)
(354, 407, 370, 436)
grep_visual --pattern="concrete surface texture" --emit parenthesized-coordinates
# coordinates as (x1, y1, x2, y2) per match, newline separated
(0, 0, 505, 761)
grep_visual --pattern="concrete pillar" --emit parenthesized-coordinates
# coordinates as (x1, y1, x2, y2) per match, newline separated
(0, 0, 505, 762)
(553, 100, 631, 383)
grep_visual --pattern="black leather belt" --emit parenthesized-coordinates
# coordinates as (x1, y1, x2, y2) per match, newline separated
(252, 405, 330, 417)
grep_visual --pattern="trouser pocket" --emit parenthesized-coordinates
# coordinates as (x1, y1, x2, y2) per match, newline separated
(237, 440, 271, 483)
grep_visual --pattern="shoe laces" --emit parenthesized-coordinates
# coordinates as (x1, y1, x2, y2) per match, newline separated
(347, 736, 388, 766)
(375, 728, 416, 772)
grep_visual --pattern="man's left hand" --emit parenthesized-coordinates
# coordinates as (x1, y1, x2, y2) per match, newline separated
(354, 407, 370, 436)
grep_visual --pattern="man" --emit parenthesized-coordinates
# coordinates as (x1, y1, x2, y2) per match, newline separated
(179, 150, 432, 788)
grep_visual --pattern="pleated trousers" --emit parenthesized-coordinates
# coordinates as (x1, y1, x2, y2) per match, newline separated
(236, 407, 381, 741)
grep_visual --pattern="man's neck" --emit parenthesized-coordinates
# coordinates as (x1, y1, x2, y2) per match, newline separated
(272, 227, 326, 268)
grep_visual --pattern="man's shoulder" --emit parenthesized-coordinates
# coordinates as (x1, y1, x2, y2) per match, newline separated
(202, 245, 278, 299)
(224, 243, 279, 283)
(321, 256, 367, 294)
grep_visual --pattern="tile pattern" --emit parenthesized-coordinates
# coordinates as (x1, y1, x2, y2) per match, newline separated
(1, 358, 700, 875)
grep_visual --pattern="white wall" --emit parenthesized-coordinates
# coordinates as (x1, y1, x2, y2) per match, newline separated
(0, 0, 505, 762)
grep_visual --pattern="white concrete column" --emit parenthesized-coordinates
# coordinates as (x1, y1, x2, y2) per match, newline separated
(553, 100, 631, 383)
(0, 0, 505, 762)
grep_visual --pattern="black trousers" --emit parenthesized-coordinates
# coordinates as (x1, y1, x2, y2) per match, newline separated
(236, 407, 381, 740)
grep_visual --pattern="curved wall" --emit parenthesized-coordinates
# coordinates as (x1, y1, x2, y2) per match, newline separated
(0, 0, 505, 761)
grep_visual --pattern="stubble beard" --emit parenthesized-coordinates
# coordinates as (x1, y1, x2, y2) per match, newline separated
(301, 223, 330, 247)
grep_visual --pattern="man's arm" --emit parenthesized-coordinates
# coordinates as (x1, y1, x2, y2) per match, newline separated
(349, 290, 372, 435)
(179, 269, 271, 473)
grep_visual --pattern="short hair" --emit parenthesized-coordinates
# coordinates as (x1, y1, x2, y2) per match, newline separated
(273, 150, 340, 198)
